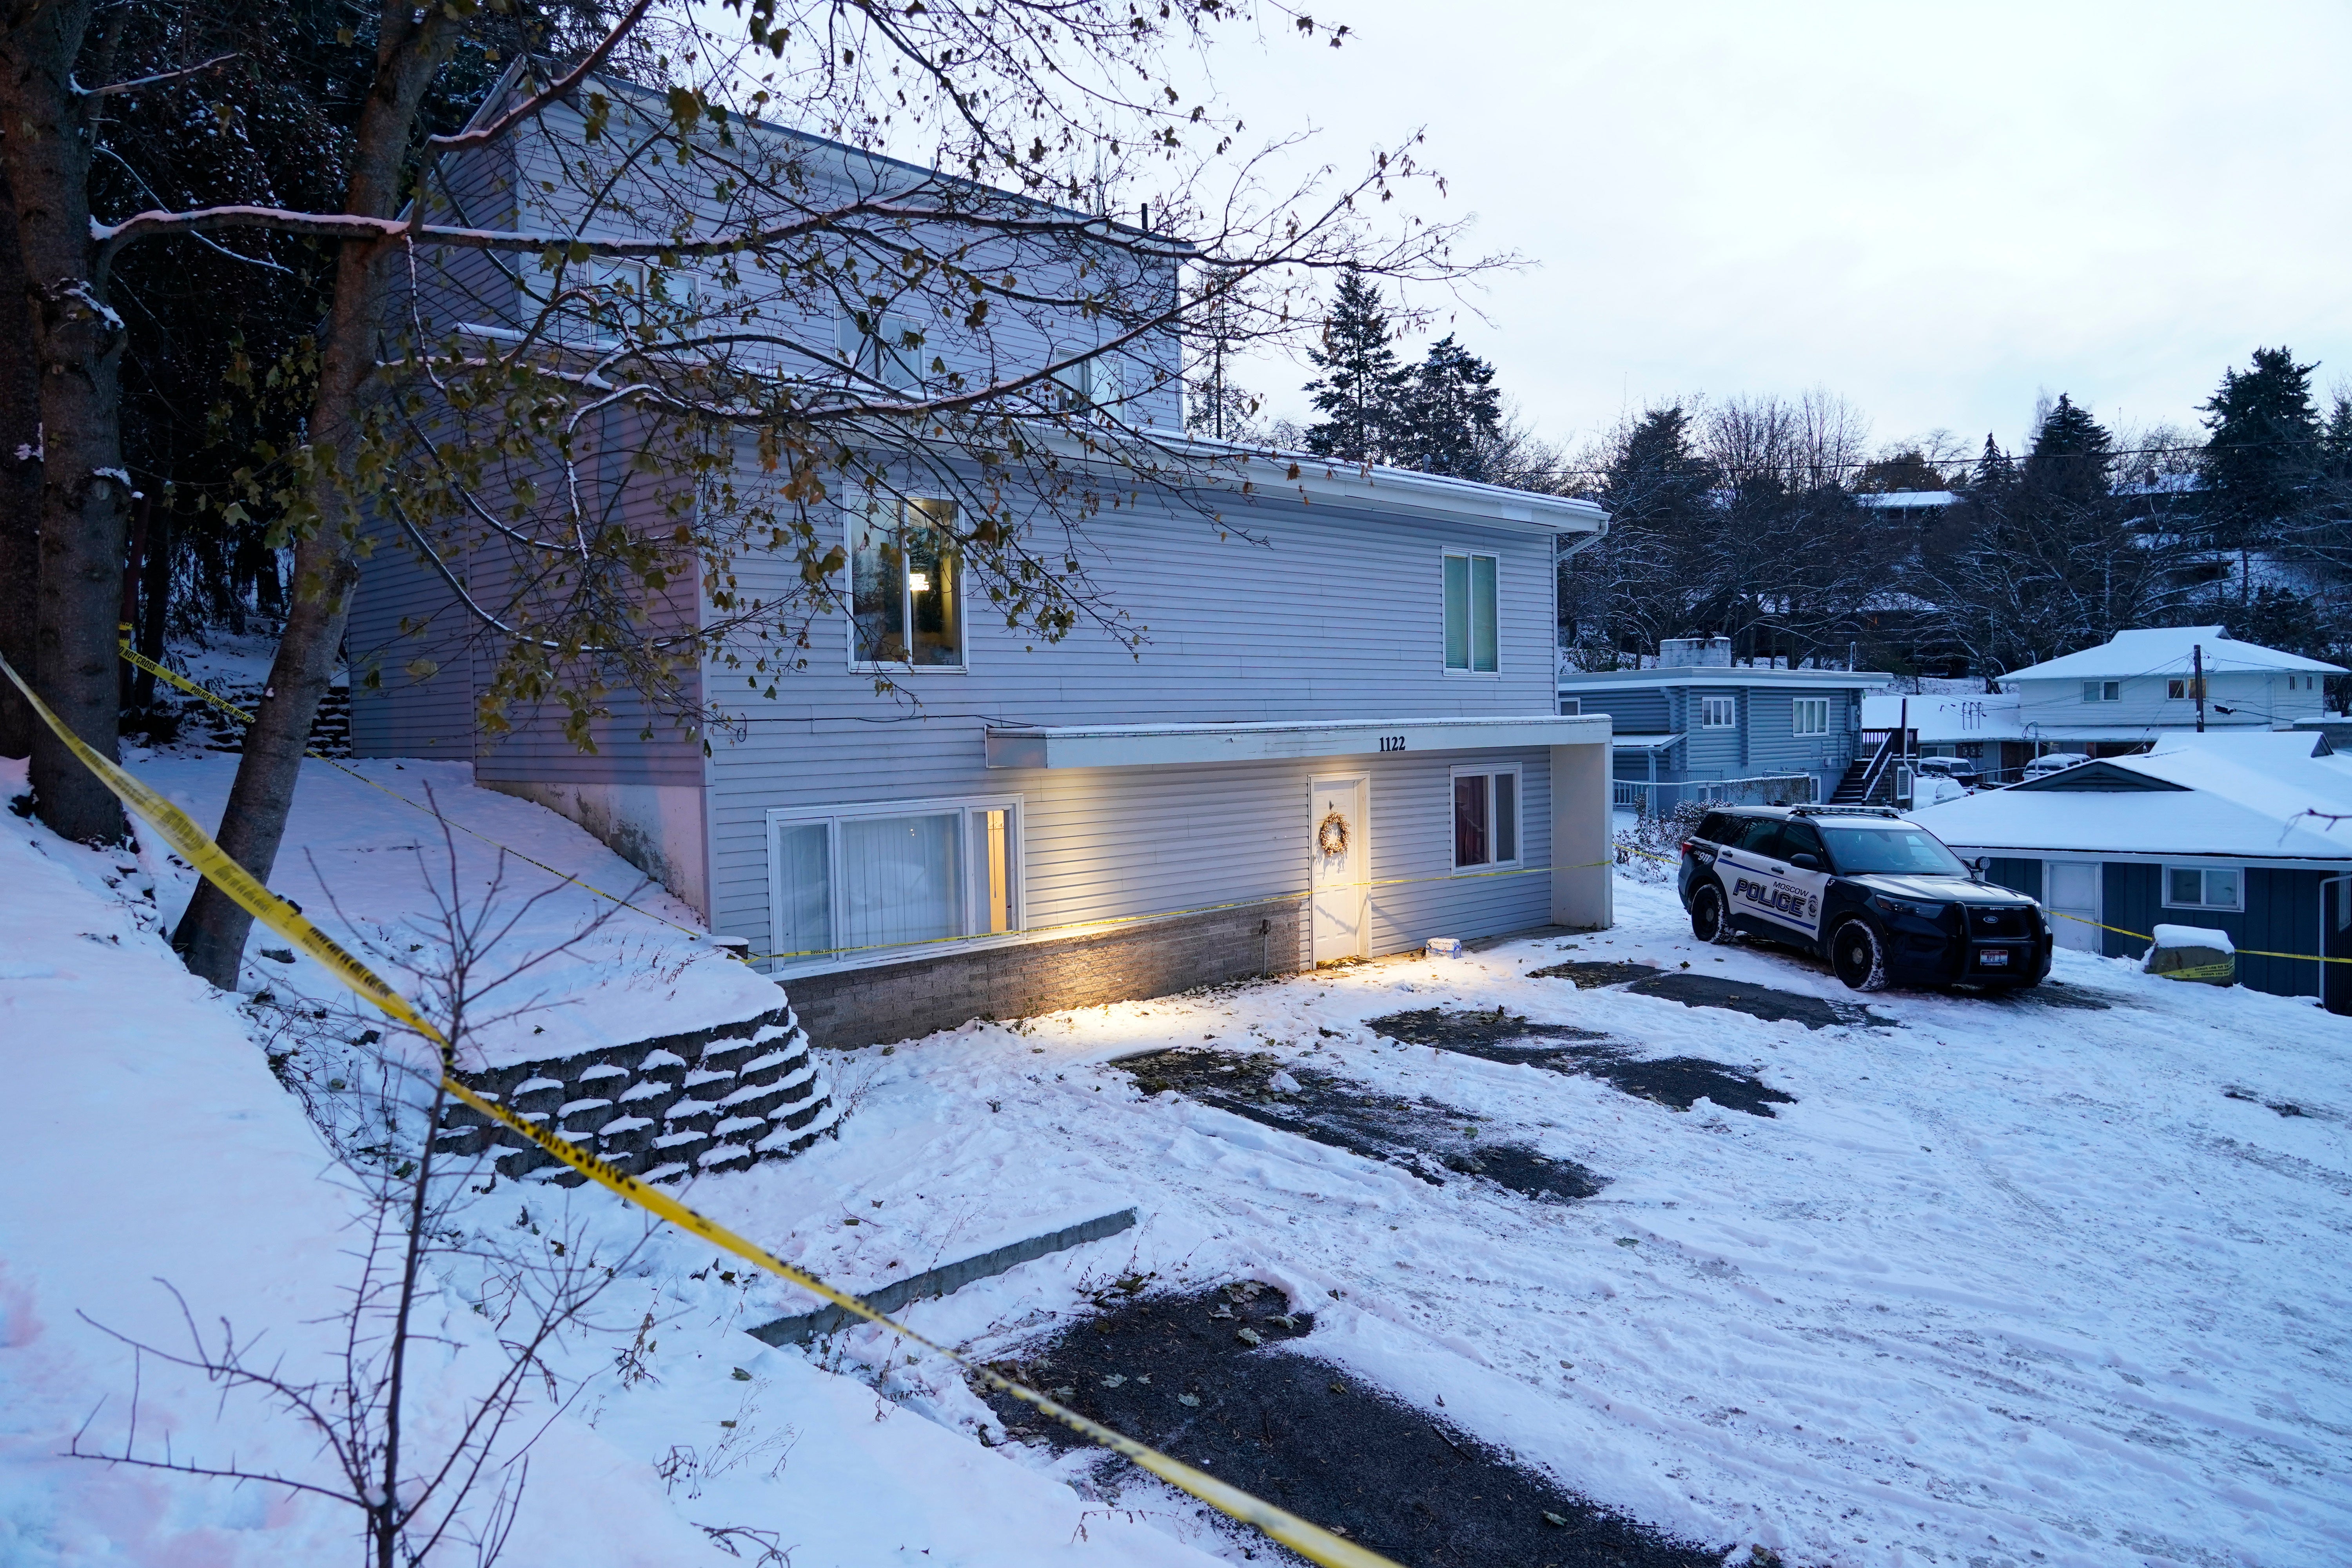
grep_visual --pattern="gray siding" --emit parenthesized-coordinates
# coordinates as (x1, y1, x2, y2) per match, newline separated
(1985, 858, 2043, 901)
(347, 530, 477, 762)
(1575, 691, 1670, 733)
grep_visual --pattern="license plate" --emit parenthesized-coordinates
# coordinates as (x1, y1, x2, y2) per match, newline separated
(1978, 949, 2011, 967)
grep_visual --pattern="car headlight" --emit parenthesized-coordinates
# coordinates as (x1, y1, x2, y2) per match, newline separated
(1871, 895, 1948, 922)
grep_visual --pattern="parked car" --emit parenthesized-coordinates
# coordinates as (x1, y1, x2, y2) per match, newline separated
(2021, 752, 2092, 781)
(1914, 756, 1979, 788)
(1677, 804, 2053, 992)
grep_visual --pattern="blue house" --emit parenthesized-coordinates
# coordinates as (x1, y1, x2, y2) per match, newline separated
(1559, 639, 1887, 814)
(345, 78, 1616, 1048)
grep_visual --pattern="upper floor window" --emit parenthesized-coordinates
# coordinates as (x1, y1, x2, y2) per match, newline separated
(2167, 677, 2207, 700)
(2082, 681, 2121, 702)
(1792, 697, 1829, 736)
(839, 308, 924, 392)
(1443, 552, 1498, 673)
(851, 498, 961, 669)
(1699, 695, 1736, 728)
(2164, 865, 2242, 911)
(1452, 766, 1520, 870)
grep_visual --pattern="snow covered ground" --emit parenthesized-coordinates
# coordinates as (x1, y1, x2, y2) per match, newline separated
(5, 751, 2350, 1567)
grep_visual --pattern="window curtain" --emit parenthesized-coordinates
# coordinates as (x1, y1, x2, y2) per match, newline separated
(839, 812, 962, 948)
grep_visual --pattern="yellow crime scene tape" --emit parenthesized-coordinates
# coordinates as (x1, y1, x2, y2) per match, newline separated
(12, 648, 1406, 1568)
(118, 635, 710, 945)
(2045, 907, 2352, 965)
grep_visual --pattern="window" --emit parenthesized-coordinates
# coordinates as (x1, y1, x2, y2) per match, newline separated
(851, 498, 962, 668)
(1452, 766, 1520, 870)
(838, 308, 924, 392)
(1442, 552, 1499, 673)
(2164, 865, 2243, 911)
(1792, 697, 1829, 736)
(2082, 681, 2121, 702)
(768, 797, 1020, 968)
(1558, 697, 1580, 716)
(1699, 695, 1737, 728)
(2167, 677, 2207, 701)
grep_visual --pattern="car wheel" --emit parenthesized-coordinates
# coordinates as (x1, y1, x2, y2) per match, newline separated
(1829, 917, 1889, 992)
(1689, 881, 1738, 944)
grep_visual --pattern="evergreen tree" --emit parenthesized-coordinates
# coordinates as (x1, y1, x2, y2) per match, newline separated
(2022, 394, 2114, 508)
(1303, 268, 1408, 463)
(1399, 334, 1501, 479)
(2199, 346, 2322, 549)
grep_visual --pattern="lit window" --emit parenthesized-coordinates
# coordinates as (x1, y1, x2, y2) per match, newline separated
(1452, 767, 1520, 870)
(2082, 681, 2120, 702)
(851, 498, 961, 668)
(1793, 697, 1829, 736)
(1699, 695, 1736, 728)
(768, 798, 1020, 969)
(1442, 552, 1499, 673)
(2163, 865, 2243, 911)
(2167, 677, 2206, 700)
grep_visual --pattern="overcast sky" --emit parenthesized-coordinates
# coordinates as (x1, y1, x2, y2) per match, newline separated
(1192, 0, 2352, 463)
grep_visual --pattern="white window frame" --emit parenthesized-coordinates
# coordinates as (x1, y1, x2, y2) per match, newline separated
(1792, 697, 1830, 737)
(1698, 695, 1737, 729)
(2161, 863, 2244, 913)
(1441, 550, 1501, 676)
(838, 307, 925, 392)
(765, 795, 1025, 973)
(1558, 697, 1580, 716)
(1449, 763, 1523, 873)
(846, 496, 967, 674)
(2081, 680, 2121, 703)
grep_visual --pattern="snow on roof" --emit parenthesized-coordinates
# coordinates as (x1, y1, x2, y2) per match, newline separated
(2003, 626, 2346, 682)
(1860, 690, 2024, 742)
(1854, 491, 1958, 509)
(1912, 731, 2352, 862)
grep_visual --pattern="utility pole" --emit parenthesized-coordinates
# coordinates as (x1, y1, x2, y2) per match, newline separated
(2192, 642, 2206, 733)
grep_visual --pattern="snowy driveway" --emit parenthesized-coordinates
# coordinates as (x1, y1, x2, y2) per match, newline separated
(699, 880, 2352, 1568)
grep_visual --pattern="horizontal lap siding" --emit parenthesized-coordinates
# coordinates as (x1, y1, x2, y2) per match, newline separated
(1684, 687, 1741, 779)
(347, 537, 477, 761)
(1576, 692, 1670, 732)
(708, 491, 1561, 960)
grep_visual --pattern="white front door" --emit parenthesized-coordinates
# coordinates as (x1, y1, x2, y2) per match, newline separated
(1310, 774, 1370, 964)
(2045, 859, 2102, 953)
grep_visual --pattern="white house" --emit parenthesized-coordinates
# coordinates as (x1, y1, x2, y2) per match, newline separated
(2002, 626, 2341, 747)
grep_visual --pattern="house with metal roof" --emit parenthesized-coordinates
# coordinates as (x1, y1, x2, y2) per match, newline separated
(1910, 731, 2352, 1011)
(2001, 626, 2341, 749)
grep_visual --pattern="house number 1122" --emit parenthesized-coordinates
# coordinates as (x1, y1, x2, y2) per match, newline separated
(1378, 735, 1406, 751)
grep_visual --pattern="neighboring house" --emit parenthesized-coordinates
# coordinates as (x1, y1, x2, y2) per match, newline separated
(2000, 626, 2341, 751)
(347, 83, 1615, 1049)
(1559, 639, 1884, 814)
(1860, 689, 2031, 780)
(1911, 732, 2352, 1012)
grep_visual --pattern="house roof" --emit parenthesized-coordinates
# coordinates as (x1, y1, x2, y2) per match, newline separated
(1559, 668, 1886, 691)
(1911, 731, 2352, 863)
(983, 713, 1608, 769)
(1854, 491, 1958, 510)
(2003, 626, 2347, 682)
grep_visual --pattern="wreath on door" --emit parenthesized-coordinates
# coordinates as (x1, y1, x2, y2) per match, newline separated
(1317, 809, 1351, 859)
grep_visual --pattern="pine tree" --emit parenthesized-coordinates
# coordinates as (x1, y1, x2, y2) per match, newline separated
(2199, 346, 2322, 549)
(1399, 334, 1501, 479)
(2023, 394, 2114, 508)
(1303, 269, 1408, 464)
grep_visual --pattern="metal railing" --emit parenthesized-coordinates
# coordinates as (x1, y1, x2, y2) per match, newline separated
(1614, 773, 1820, 816)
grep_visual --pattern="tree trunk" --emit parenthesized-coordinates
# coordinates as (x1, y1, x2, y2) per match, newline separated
(0, 160, 41, 759)
(0, 0, 128, 842)
(173, 4, 454, 985)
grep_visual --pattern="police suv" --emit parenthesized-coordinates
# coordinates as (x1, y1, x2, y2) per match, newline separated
(1677, 804, 2053, 992)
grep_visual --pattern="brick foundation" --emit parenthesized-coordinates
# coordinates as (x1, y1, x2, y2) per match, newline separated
(784, 896, 1307, 1050)
(433, 1004, 837, 1184)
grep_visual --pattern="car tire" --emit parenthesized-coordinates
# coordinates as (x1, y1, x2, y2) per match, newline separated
(1689, 881, 1738, 945)
(1829, 917, 1889, 992)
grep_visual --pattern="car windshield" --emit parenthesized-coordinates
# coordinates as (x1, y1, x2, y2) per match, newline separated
(1819, 825, 1969, 877)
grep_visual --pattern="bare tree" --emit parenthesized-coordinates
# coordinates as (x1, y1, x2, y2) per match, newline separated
(72, 822, 652, 1567)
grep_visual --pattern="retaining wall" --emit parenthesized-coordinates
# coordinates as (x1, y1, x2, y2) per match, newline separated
(434, 1004, 836, 1184)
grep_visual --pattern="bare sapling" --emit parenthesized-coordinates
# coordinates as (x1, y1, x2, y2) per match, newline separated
(71, 806, 661, 1568)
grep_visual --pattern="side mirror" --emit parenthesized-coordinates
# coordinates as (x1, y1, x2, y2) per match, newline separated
(1788, 853, 1821, 871)
(1969, 856, 1991, 881)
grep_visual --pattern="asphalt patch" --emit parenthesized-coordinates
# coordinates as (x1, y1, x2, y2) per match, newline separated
(1115, 1048, 1605, 1201)
(1975, 981, 2114, 1011)
(1533, 962, 1889, 1030)
(980, 1280, 1722, 1568)
(1367, 1007, 1795, 1119)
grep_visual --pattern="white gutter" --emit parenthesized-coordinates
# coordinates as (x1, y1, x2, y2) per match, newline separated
(985, 713, 1611, 769)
